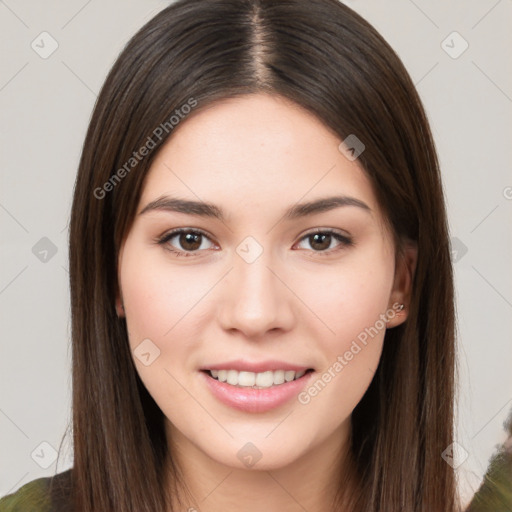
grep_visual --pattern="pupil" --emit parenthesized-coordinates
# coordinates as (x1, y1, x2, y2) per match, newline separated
(311, 233, 330, 250)
(177, 233, 332, 252)
(181, 232, 201, 250)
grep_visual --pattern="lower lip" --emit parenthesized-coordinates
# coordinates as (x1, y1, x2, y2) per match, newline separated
(200, 370, 314, 413)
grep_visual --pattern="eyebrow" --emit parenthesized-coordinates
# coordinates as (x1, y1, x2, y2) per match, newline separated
(139, 194, 372, 221)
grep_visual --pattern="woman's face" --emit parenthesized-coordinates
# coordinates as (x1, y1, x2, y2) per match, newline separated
(117, 93, 413, 471)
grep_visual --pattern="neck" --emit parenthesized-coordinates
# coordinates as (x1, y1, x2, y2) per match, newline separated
(163, 420, 356, 512)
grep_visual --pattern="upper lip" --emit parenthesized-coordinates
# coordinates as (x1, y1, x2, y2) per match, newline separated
(201, 359, 313, 373)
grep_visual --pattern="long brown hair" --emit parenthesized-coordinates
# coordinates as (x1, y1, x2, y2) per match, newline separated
(66, 0, 459, 510)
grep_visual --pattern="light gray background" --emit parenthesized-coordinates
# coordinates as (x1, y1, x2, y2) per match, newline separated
(1, 0, 511, 507)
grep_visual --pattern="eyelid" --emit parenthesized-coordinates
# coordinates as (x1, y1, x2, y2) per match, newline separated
(156, 227, 353, 257)
(298, 226, 352, 240)
(156, 227, 217, 256)
(294, 227, 354, 253)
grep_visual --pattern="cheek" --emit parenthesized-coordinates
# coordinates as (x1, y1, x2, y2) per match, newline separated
(295, 248, 394, 416)
(119, 229, 395, 436)
(299, 246, 394, 347)
(121, 241, 206, 350)
(119, 240, 212, 406)
(119, 246, 210, 419)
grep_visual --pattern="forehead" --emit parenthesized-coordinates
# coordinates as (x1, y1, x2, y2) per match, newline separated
(139, 93, 383, 226)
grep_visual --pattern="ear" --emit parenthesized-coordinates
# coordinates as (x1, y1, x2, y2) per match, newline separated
(115, 287, 125, 318)
(386, 240, 417, 328)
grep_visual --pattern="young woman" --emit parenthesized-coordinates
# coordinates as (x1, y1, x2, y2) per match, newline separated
(0, 0, 465, 510)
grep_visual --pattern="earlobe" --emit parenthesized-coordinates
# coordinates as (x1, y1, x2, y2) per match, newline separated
(386, 240, 418, 328)
(115, 294, 125, 318)
(116, 249, 126, 318)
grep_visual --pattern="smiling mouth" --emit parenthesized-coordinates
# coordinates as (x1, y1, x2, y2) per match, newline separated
(201, 368, 314, 389)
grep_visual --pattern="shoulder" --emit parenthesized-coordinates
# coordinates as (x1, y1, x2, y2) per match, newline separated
(0, 469, 72, 512)
(0, 476, 51, 512)
(465, 447, 512, 511)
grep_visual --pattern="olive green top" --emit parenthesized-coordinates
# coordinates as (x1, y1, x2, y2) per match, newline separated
(0, 477, 51, 512)
(0, 469, 71, 512)
(1, 456, 511, 511)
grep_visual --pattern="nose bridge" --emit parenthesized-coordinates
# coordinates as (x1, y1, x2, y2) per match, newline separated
(218, 238, 294, 336)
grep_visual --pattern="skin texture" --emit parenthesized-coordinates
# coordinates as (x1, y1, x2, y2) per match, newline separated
(116, 93, 417, 511)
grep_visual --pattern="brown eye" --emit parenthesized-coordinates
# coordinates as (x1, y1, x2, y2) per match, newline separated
(296, 229, 353, 254)
(309, 233, 332, 251)
(158, 229, 215, 257)
(178, 231, 202, 251)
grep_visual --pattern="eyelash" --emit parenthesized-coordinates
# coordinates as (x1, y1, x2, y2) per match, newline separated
(156, 228, 354, 258)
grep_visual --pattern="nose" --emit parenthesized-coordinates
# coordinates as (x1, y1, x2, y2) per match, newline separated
(217, 249, 296, 339)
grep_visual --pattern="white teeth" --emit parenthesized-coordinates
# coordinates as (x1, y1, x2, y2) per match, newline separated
(255, 371, 274, 387)
(273, 370, 285, 385)
(207, 368, 309, 388)
(284, 370, 295, 382)
(238, 371, 256, 386)
(226, 370, 239, 385)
